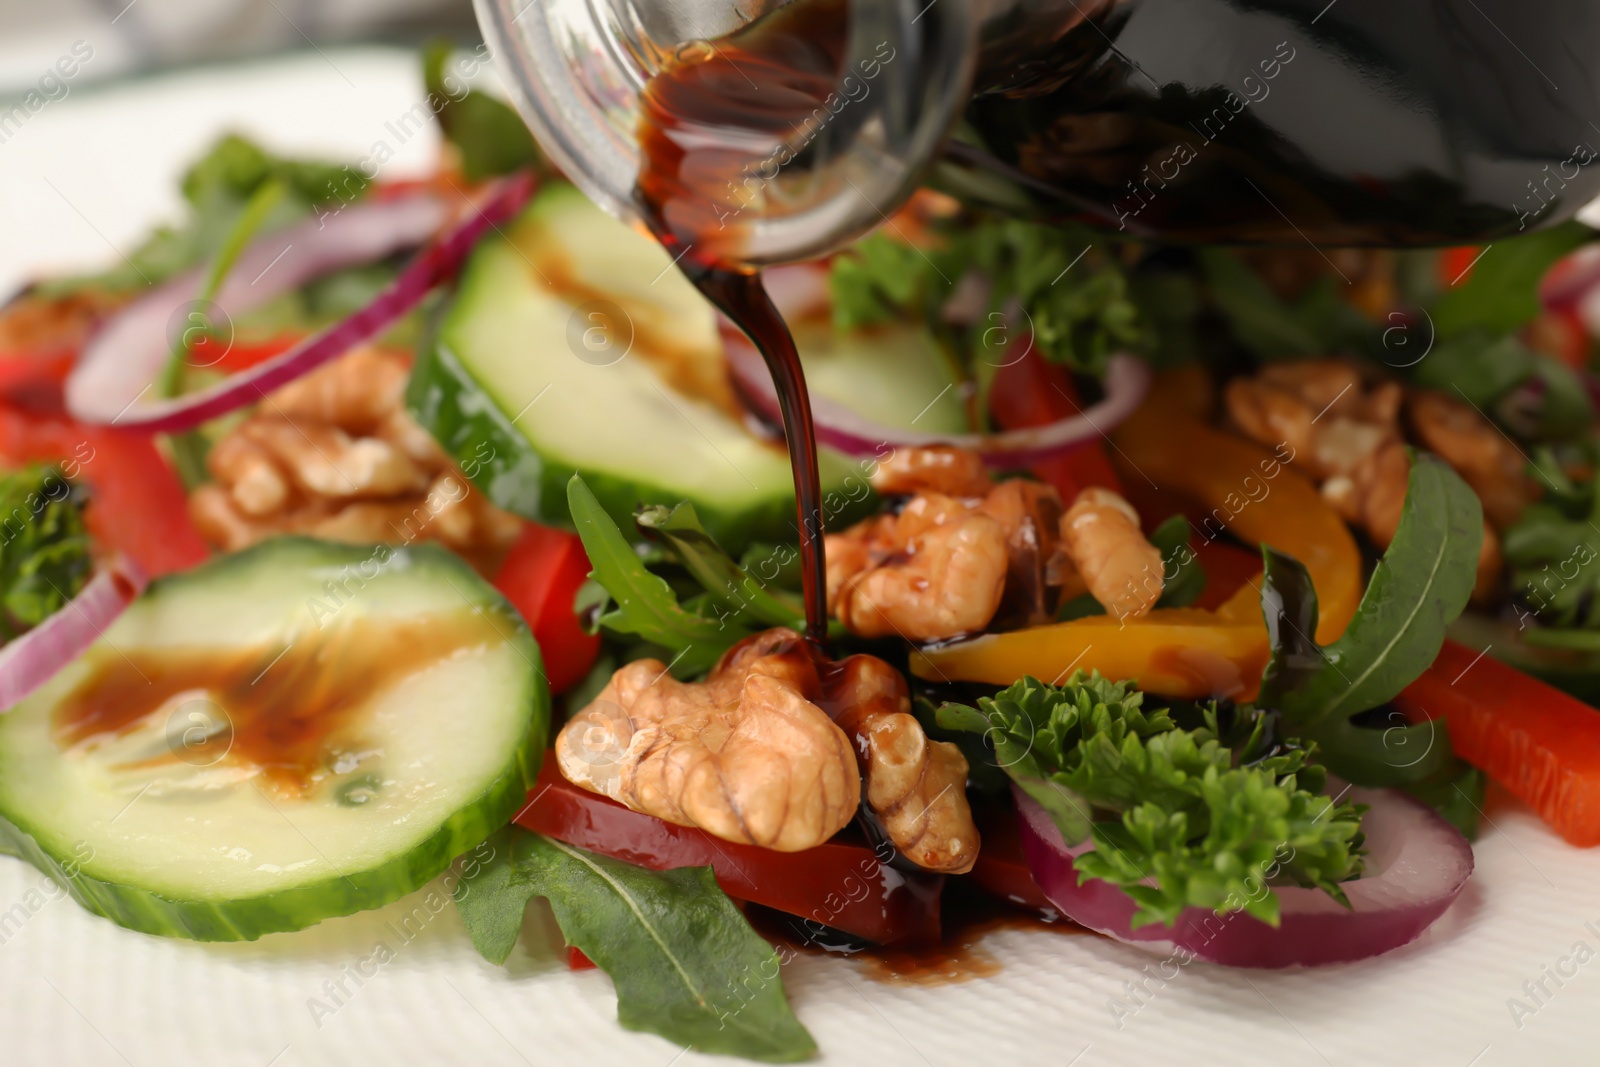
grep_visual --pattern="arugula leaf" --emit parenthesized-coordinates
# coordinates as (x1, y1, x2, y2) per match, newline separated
(1267, 452, 1481, 729)
(0, 465, 92, 641)
(1411, 330, 1535, 407)
(938, 674, 1364, 927)
(456, 829, 816, 1063)
(636, 502, 806, 631)
(567, 477, 745, 676)
(1430, 222, 1591, 338)
(423, 42, 545, 182)
(1198, 249, 1373, 360)
(1147, 515, 1205, 609)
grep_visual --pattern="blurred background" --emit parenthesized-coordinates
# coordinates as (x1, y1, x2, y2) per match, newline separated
(0, 0, 498, 296)
(0, 0, 475, 93)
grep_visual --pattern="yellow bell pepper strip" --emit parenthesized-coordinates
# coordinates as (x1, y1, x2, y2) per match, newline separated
(1113, 367, 1363, 643)
(911, 368, 1366, 699)
(911, 583, 1269, 701)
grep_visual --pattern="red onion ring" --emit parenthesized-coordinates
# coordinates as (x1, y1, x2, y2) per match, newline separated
(1014, 783, 1473, 968)
(66, 174, 535, 433)
(0, 556, 145, 711)
(724, 324, 1150, 467)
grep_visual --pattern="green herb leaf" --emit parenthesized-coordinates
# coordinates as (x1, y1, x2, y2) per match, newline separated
(1148, 515, 1206, 609)
(938, 673, 1363, 926)
(1269, 452, 1481, 729)
(1430, 222, 1591, 338)
(828, 217, 1147, 374)
(456, 829, 816, 1063)
(1256, 547, 1324, 710)
(636, 502, 806, 631)
(0, 465, 92, 641)
(1198, 249, 1373, 360)
(567, 476, 746, 676)
(423, 42, 544, 182)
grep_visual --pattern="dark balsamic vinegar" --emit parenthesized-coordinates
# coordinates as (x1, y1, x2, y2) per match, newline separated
(634, 0, 851, 643)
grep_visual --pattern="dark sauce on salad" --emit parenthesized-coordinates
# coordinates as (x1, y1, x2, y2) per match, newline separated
(53, 611, 498, 797)
(749, 884, 1086, 987)
(634, 0, 852, 643)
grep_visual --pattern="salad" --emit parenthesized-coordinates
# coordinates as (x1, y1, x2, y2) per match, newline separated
(1, 45, 1598, 1063)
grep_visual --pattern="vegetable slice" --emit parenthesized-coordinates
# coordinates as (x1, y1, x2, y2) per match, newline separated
(1396, 639, 1600, 847)
(515, 756, 942, 945)
(0, 537, 546, 939)
(726, 335, 1151, 466)
(0, 555, 143, 711)
(66, 177, 533, 432)
(1114, 366, 1363, 643)
(457, 827, 817, 1063)
(0, 403, 209, 578)
(1014, 782, 1473, 968)
(410, 182, 958, 545)
(492, 521, 600, 694)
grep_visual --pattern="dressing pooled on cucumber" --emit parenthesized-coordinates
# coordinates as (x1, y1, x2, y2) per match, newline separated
(410, 182, 966, 547)
(0, 538, 547, 940)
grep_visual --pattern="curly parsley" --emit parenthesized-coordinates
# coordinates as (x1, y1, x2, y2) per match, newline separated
(940, 673, 1365, 928)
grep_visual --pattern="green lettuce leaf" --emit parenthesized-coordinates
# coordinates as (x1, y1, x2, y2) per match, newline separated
(455, 829, 816, 1063)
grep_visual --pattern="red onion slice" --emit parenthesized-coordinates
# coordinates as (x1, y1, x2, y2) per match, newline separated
(724, 325, 1150, 467)
(66, 174, 535, 433)
(1014, 782, 1473, 968)
(0, 556, 145, 711)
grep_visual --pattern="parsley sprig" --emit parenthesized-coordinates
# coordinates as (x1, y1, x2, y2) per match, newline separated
(940, 673, 1364, 927)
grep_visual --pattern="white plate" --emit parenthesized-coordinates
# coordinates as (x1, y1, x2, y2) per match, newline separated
(2, 46, 1598, 1067)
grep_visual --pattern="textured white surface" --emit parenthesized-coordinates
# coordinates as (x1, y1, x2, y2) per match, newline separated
(2, 46, 1600, 1067)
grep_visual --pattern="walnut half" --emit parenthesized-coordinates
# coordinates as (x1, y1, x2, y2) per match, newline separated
(556, 629, 981, 872)
(556, 630, 861, 852)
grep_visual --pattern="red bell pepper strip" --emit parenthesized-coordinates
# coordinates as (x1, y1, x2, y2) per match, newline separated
(988, 343, 1125, 500)
(1395, 639, 1600, 847)
(186, 332, 308, 374)
(967, 799, 1052, 916)
(516, 756, 943, 945)
(493, 523, 602, 695)
(0, 404, 208, 577)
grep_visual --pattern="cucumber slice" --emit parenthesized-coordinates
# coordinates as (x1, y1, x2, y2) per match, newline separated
(0, 538, 547, 941)
(409, 182, 965, 547)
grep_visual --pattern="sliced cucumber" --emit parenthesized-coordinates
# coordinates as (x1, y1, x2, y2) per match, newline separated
(410, 182, 965, 547)
(0, 538, 547, 941)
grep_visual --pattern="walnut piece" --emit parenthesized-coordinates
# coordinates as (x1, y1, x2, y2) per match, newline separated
(827, 654, 979, 873)
(831, 446, 1164, 638)
(1224, 359, 1523, 601)
(189, 346, 521, 570)
(556, 630, 861, 852)
(1058, 487, 1165, 621)
(871, 443, 993, 498)
(826, 492, 1009, 641)
(557, 629, 980, 871)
